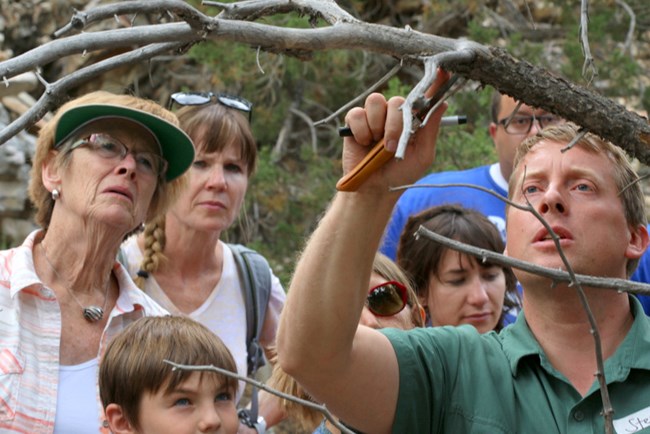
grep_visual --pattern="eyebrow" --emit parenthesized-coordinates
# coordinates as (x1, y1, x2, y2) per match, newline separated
(167, 386, 196, 395)
(524, 165, 603, 183)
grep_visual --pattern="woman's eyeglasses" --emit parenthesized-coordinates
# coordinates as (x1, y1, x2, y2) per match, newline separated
(70, 133, 168, 179)
(366, 281, 408, 317)
(168, 92, 253, 122)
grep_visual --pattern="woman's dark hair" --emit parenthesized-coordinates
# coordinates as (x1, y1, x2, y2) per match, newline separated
(396, 204, 519, 331)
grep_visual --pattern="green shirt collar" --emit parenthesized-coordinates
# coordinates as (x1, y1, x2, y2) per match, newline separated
(502, 296, 650, 381)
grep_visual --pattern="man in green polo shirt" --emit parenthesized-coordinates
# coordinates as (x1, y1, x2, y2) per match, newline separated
(276, 76, 650, 434)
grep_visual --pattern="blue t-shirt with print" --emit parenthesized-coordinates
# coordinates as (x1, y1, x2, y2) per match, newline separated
(381, 164, 507, 260)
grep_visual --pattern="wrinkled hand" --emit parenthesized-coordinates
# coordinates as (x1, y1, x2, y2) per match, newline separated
(340, 69, 448, 193)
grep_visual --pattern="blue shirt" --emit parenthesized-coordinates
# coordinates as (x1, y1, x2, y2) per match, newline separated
(630, 226, 650, 313)
(381, 164, 507, 260)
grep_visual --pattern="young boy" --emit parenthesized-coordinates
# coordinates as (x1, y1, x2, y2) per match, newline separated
(100, 315, 239, 434)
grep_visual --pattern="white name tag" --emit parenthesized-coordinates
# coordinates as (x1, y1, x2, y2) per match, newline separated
(614, 406, 650, 433)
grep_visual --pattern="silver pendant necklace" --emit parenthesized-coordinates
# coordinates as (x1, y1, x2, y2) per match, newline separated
(40, 241, 111, 323)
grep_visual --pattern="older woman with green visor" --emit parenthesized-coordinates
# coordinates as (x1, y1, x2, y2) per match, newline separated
(0, 91, 194, 433)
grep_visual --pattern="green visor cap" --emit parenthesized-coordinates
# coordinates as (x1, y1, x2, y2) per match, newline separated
(54, 104, 195, 182)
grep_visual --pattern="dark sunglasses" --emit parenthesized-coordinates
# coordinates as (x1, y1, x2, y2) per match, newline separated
(168, 92, 253, 122)
(366, 281, 408, 317)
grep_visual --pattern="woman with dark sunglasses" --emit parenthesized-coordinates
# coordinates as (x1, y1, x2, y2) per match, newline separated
(266, 252, 423, 434)
(360, 252, 425, 330)
(396, 204, 520, 333)
(120, 96, 285, 433)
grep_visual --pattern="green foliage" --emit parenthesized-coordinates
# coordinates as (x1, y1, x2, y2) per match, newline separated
(191, 0, 650, 285)
(467, 18, 500, 45)
(540, 3, 644, 99)
(434, 86, 496, 173)
(224, 147, 340, 285)
(385, 77, 411, 99)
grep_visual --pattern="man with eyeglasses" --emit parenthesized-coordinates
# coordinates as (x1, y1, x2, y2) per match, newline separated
(277, 82, 650, 433)
(380, 92, 562, 261)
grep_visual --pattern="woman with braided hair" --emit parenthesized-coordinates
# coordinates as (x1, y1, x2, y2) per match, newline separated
(120, 94, 285, 432)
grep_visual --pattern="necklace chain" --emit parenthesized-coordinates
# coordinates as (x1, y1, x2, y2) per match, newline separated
(40, 241, 111, 323)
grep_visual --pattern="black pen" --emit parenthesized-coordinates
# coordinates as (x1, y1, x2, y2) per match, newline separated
(338, 115, 467, 137)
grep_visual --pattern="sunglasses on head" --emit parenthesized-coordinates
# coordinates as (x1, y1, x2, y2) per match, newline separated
(366, 281, 408, 317)
(168, 92, 253, 122)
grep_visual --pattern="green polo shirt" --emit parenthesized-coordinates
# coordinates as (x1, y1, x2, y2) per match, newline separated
(381, 297, 650, 433)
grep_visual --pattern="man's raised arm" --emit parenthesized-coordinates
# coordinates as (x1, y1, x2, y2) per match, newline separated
(277, 75, 448, 433)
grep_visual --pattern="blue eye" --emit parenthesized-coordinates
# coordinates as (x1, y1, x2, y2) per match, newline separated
(524, 185, 539, 194)
(174, 398, 191, 407)
(216, 392, 233, 402)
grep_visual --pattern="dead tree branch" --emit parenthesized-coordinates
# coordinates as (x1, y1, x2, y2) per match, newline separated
(0, 0, 648, 163)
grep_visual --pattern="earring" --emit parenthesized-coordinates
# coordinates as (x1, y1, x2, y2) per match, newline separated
(51, 189, 60, 201)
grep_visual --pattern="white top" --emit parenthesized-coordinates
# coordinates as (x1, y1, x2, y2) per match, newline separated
(54, 359, 99, 434)
(489, 162, 509, 192)
(0, 229, 169, 434)
(120, 236, 286, 401)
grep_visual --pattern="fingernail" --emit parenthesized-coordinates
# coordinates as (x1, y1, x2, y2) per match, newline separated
(386, 140, 397, 152)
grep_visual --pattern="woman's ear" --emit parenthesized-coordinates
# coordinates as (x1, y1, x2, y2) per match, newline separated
(41, 150, 62, 193)
(105, 403, 137, 434)
(417, 305, 426, 326)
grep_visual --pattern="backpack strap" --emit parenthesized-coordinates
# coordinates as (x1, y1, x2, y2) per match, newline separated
(228, 243, 272, 374)
(228, 243, 272, 428)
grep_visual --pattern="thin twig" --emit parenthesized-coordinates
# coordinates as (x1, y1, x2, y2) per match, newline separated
(0, 41, 187, 146)
(560, 128, 588, 152)
(164, 360, 355, 434)
(256, 46, 265, 74)
(580, 0, 598, 83)
(290, 107, 318, 153)
(314, 61, 402, 126)
(404, 164, 619, 432)
(614, 0, 636, 56)
(520, 180, 613, 433)
(396, 49, 474, 159)
(414, 227, 650, 295)
(393, 181, 650, 295)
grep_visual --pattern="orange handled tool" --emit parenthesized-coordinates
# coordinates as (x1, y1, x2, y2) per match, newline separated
(336, 71, 457, 192)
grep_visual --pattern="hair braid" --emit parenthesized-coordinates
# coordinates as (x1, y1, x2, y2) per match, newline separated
(135, 215, 167, 289)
